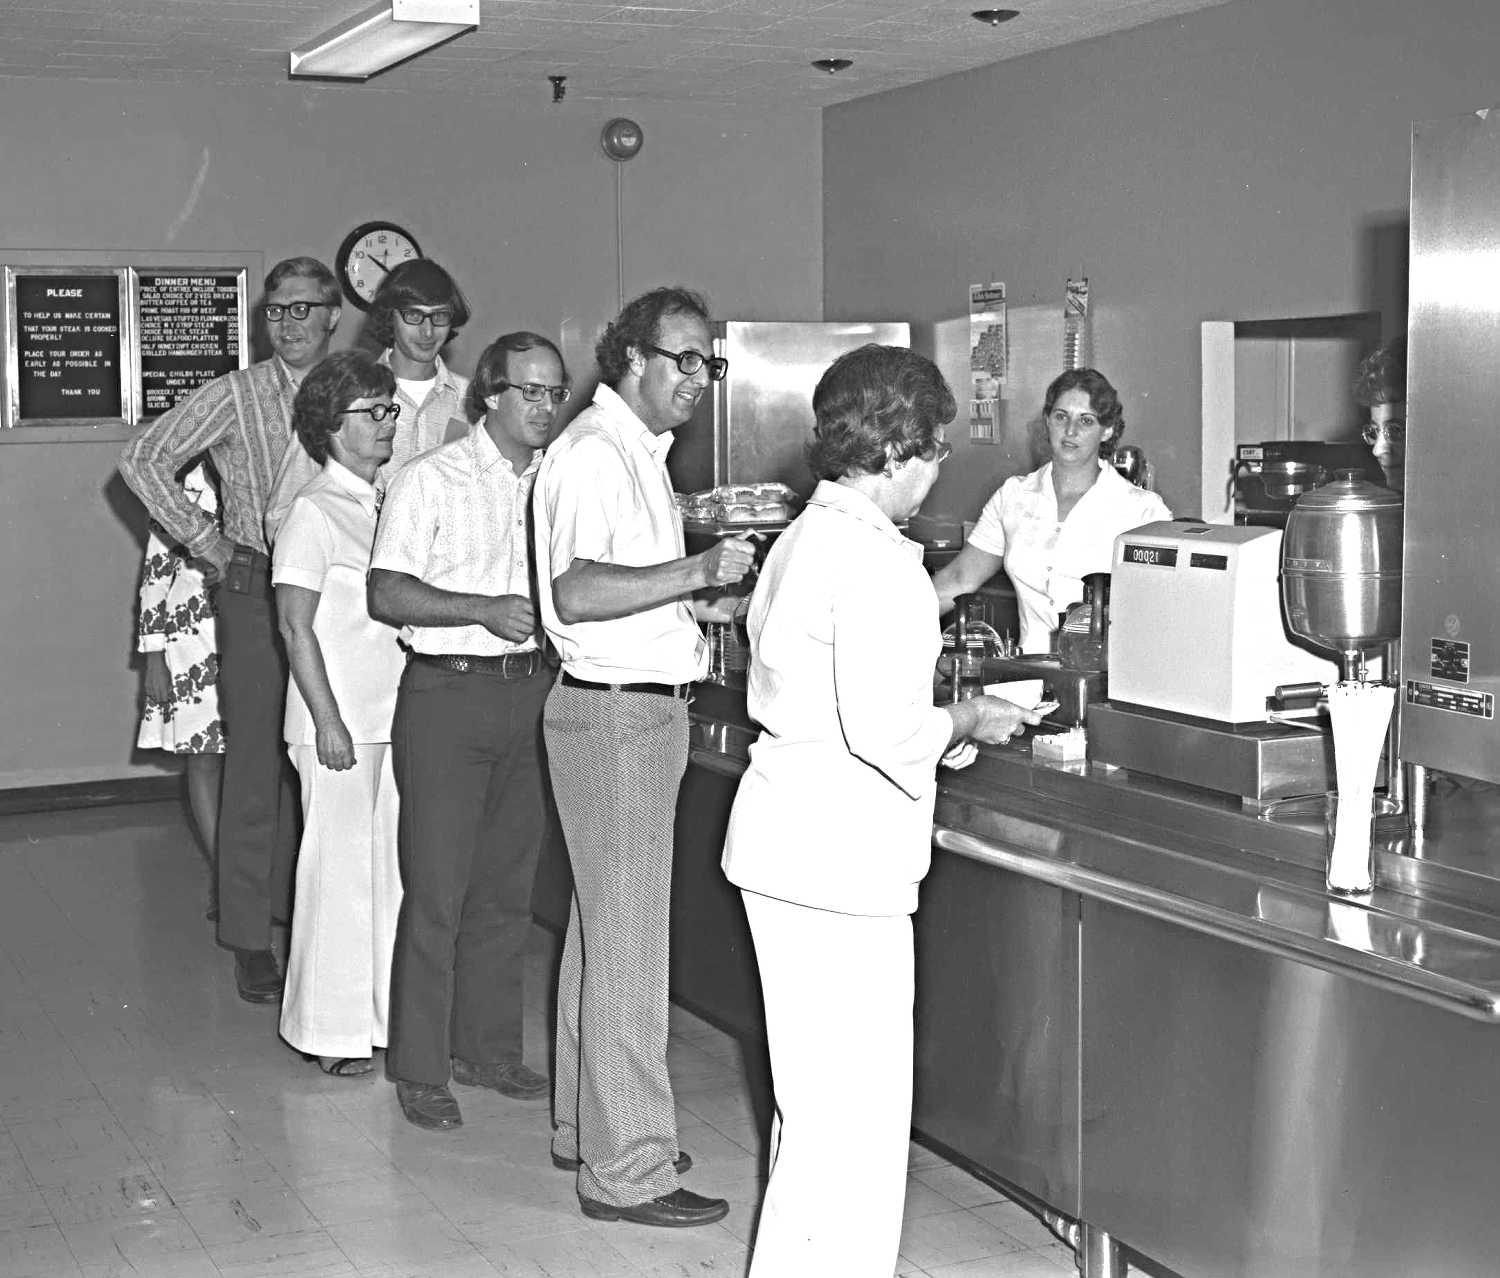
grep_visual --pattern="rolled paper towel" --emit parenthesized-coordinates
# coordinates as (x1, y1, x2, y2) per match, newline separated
(1326, 680, 1396, 894)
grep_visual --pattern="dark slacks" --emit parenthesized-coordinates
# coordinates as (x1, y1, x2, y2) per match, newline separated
(387, 659, 550, 1085)
(213, 570, 299, 953)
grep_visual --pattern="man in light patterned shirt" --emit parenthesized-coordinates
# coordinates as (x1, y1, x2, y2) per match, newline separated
(119, 256, 341, 1005)
(368, 331, 567, 1133)
(534, 286, 754, 1228)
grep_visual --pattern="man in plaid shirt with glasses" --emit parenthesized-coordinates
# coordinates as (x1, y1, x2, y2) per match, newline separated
(120, 255, 341, 1005)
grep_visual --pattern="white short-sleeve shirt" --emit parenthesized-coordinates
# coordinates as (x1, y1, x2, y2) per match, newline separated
(534, 384, 707, 685)
(369, 422, 540, 657)
(968, 460, 1171, 653)
(264, 352, 470, 545)
(272, 459, 404, 745)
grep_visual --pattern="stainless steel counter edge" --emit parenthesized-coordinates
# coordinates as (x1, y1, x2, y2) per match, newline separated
(932, 827, 1500, 1022)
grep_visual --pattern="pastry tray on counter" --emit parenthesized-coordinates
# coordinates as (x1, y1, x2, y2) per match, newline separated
(681, 516, 792, 536)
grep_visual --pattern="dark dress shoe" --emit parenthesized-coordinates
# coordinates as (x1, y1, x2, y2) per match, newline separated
(450, 1058, 548, 1099)
(233, 950, 283, 1004)
(553, 1149, 692, 1175)
(396, 1080, 462, 1131)
(579, 1187, 729, 1227)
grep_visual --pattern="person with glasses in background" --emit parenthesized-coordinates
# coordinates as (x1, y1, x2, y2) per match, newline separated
(1354, 334, 1406, 494)
(266, 258, 472, 542)
(367, 332, 569, 1131)
(932, 367, 1171, 654)
(722, 345, 1041, 1275)
(273, 352, 405, 1078)
(533, 286, 752, 1228)
(120, 256, 342, 1004)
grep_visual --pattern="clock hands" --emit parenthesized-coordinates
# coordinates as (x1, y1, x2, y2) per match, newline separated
(368, 252, 391, 275)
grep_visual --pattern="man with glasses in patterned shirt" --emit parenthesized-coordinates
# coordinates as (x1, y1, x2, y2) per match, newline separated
(534, 286, 754, 1227)
(120, 256, 342, 1004)
(368, 331, 569, 1132)
(265, 258, 471, 542)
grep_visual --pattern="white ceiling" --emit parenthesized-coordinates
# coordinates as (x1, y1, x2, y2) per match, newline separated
(0, 0, 1235, 109)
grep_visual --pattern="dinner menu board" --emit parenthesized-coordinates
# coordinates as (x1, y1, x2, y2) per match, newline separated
(136, 271, 246, 418)
(9, 269, 128, 422)
(3, 261, 250, 427)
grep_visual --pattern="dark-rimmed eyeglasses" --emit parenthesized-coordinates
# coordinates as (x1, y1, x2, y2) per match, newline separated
(343, 403, 402, 422)
(262, 301, 334, 322)
(495, 381, 571, 405)
(643, 342, 728, 381)
(396, 307, 455, 328)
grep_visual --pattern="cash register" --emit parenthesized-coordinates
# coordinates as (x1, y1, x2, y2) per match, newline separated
(1088, 521, 1339, 806)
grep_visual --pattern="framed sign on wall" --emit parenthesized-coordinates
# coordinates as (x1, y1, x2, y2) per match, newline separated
(133, 269, 249, 419)
(5, 267, 131, 426)
(0, 249, 259, 439)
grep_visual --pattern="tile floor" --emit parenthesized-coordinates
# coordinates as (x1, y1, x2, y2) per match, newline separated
(0, 798, 1080, 1277)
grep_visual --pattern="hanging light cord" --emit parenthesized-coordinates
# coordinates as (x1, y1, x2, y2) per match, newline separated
(615, 162, 625, 313)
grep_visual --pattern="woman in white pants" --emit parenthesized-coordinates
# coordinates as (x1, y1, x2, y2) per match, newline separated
(722, 345, 1042, 1276)
(273, 352, 406, 1076)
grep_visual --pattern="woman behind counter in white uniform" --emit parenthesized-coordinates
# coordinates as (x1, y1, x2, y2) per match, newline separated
(933, 367, 1171, 652)
(722, 345, 1043, 1277)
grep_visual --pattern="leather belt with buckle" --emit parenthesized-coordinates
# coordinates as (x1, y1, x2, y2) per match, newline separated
(559, 672, 690, 699)
(411, 650, 544, 679)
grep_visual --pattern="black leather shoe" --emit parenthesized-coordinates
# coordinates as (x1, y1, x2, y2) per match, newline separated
(578, 1188, 728, 1227)
(233, 950, 283, 1004)
(553, 1149, 692, 1175)
(396, 1080, 463, 1131)
(450, 1057, 548, 1099)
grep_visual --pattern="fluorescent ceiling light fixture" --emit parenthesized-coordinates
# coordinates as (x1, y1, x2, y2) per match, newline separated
(290, 0, 479, 81)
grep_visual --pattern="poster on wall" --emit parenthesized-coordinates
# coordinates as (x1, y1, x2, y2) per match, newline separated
(5, 267, 130, 425)
(969, 281, 1007, 443)
(1063, 276, 1090, 370)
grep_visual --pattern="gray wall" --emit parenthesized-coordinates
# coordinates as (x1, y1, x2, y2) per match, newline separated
(0, 78, 823, 788)
(823, 0, 1496, 523)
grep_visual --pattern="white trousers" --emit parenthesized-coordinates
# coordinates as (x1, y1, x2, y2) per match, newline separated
(742, 890, 914, 1278)
(280, 743, 401, 1059)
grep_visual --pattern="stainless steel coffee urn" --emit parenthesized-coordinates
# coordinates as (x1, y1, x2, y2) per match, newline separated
(1281, 469, 1405, 888)
(1281, 469, 1404, 680)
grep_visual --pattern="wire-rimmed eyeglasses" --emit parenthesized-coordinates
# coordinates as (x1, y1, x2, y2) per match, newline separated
(1362, 419, 1405, 445)
(495, 381, 571, 404)
(643, 342, 729, 381)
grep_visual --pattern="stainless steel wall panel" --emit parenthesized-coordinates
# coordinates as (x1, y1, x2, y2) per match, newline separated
(1400, 110, 1500, 780)
(667, 320, 909, 496)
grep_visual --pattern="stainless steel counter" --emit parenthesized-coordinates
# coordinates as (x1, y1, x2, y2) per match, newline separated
(693, 680, 1500, 1021)
(684, 682, 1500, 1277)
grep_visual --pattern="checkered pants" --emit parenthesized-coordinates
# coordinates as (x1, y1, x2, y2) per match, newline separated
(544, 682, 688, 1206)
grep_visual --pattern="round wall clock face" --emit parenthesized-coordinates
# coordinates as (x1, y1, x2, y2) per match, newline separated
(336, 222, 422, 310)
